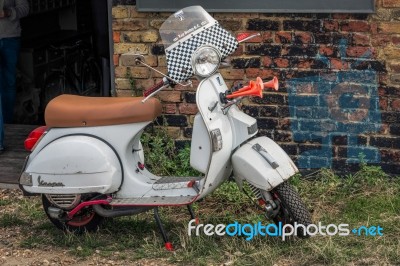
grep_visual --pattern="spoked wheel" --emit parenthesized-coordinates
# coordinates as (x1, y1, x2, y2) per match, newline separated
(42, 194, 103, 234)
(270, 181, 312, 238)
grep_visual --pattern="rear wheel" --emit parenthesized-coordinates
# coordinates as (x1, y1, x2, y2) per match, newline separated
(42, 194, 103, 234)
(270, 181, 312, 238)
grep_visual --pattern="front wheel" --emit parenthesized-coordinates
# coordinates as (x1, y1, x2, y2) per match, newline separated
(42, 194, 104, 234)
(269, 181, 312, 238)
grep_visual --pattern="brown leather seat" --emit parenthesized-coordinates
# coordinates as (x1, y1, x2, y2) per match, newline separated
(45, 95, 162, 127)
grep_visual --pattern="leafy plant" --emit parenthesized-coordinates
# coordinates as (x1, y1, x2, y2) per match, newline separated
(141, 126, 200, 177)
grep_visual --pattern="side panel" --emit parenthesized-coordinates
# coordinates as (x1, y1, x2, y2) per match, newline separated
(22, 135, 122, 194)
(190, 113, 211, 174)
(232, 136, 298, 191)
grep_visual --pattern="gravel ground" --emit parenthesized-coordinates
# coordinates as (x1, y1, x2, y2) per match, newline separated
(0, 189, 173, 266)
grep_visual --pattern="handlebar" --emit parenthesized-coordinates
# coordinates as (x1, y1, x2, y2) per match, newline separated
(142, 78, 169, 103)
(236, 33, 261, 43)
(143, 80, 165, 97)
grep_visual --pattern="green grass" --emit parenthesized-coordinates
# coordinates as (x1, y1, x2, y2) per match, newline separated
(1, 131, 399, 265)
(1, 167, 399, 265)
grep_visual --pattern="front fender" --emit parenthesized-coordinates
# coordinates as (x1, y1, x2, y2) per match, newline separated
(231, 137, 298, 191)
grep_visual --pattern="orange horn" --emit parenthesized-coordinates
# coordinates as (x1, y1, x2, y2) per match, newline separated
(263, 76, 279, 91)
(226, 77, 263, 99)
(225, 76, 279, 99)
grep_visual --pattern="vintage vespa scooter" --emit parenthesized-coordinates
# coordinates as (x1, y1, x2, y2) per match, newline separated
(19, 6, 311, 249)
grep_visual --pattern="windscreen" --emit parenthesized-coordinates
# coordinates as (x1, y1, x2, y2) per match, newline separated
(159, 6, 215, 50)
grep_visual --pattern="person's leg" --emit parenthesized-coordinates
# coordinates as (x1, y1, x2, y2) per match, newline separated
(0, 37, 20, 124)
(0, 39, 4, 150)
(0, 93, 3, 150)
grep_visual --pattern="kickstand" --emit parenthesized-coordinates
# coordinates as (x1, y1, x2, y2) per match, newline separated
(154, 207, 173, 251)
(187, 204, 199, 224)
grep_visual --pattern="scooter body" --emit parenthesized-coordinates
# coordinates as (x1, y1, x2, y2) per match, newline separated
(19, 7, 310, 246)
(20, 72, 297, 202)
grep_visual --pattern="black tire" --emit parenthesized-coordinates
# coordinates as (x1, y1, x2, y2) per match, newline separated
(80, 57, 102, 96)
(271, 181, 312, 238)
(42, 194, 103, 234)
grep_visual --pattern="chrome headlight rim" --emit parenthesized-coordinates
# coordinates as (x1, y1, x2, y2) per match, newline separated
(191, 45, 221, 78)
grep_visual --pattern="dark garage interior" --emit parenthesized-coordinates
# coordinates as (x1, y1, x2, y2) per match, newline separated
(15, 0, 113, 124)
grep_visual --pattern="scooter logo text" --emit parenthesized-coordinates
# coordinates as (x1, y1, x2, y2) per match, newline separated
(188, 220, 383, 241)
(37, 176, 65, 187)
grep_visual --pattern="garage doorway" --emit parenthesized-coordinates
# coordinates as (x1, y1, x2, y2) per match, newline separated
(16, 0, 114, 124)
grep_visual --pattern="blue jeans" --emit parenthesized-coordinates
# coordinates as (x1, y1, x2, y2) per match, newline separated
(0, 37, 20, 148)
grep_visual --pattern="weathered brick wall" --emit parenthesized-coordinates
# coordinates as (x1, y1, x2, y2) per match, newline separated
(112, 0, 400, 174)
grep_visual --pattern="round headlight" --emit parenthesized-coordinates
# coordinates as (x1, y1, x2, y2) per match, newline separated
(191, 46, 221, 78)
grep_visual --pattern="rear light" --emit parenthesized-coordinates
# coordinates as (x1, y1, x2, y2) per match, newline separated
(24, 126, 48, 151)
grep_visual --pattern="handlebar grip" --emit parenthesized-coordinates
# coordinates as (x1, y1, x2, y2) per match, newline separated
(143, 80, 164, 97)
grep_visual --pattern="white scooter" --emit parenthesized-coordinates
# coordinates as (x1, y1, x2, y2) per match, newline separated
(19, 6, 311, 250)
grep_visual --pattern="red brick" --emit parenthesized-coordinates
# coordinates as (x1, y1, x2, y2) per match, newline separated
(341, 21, 371, 32)
(113, 31, 121, 43)
(295, 83, 314, 94)
(297, 59, 312, 69)
(370, 22, 378, 35)
(380, 98, 388, 110)
(323, 20, 339, 32)
(262, 32, 274, 43)
(330, 58, 349, 70)
(163, 104, 177, 114)
(392, 35, 400, 46)
(319, 46, 335, 57)
(391, 99, 400, 111)
(346, 46, 374, 58)
(232, 45, 244, 56)
(383, 0, 400, 7)
(179, 103, 198, 115)
(274, 58, 289, 68)
(158, 91, 181, 102)
(113, 54, 119, 66)
(352, 33, 370, 46)
(220, 69, 246, 79)
(263, 56, 273, 67)
(245, 68, 278, 79)
(349, 109, 368, 122)
(295, 32, 313, 44)
(275, 32, 292, 44)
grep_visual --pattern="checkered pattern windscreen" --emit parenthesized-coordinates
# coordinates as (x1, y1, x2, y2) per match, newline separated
(165, 23, 238, 82)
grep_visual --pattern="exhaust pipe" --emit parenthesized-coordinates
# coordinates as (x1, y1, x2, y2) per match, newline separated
(92, 204, 152, 218)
